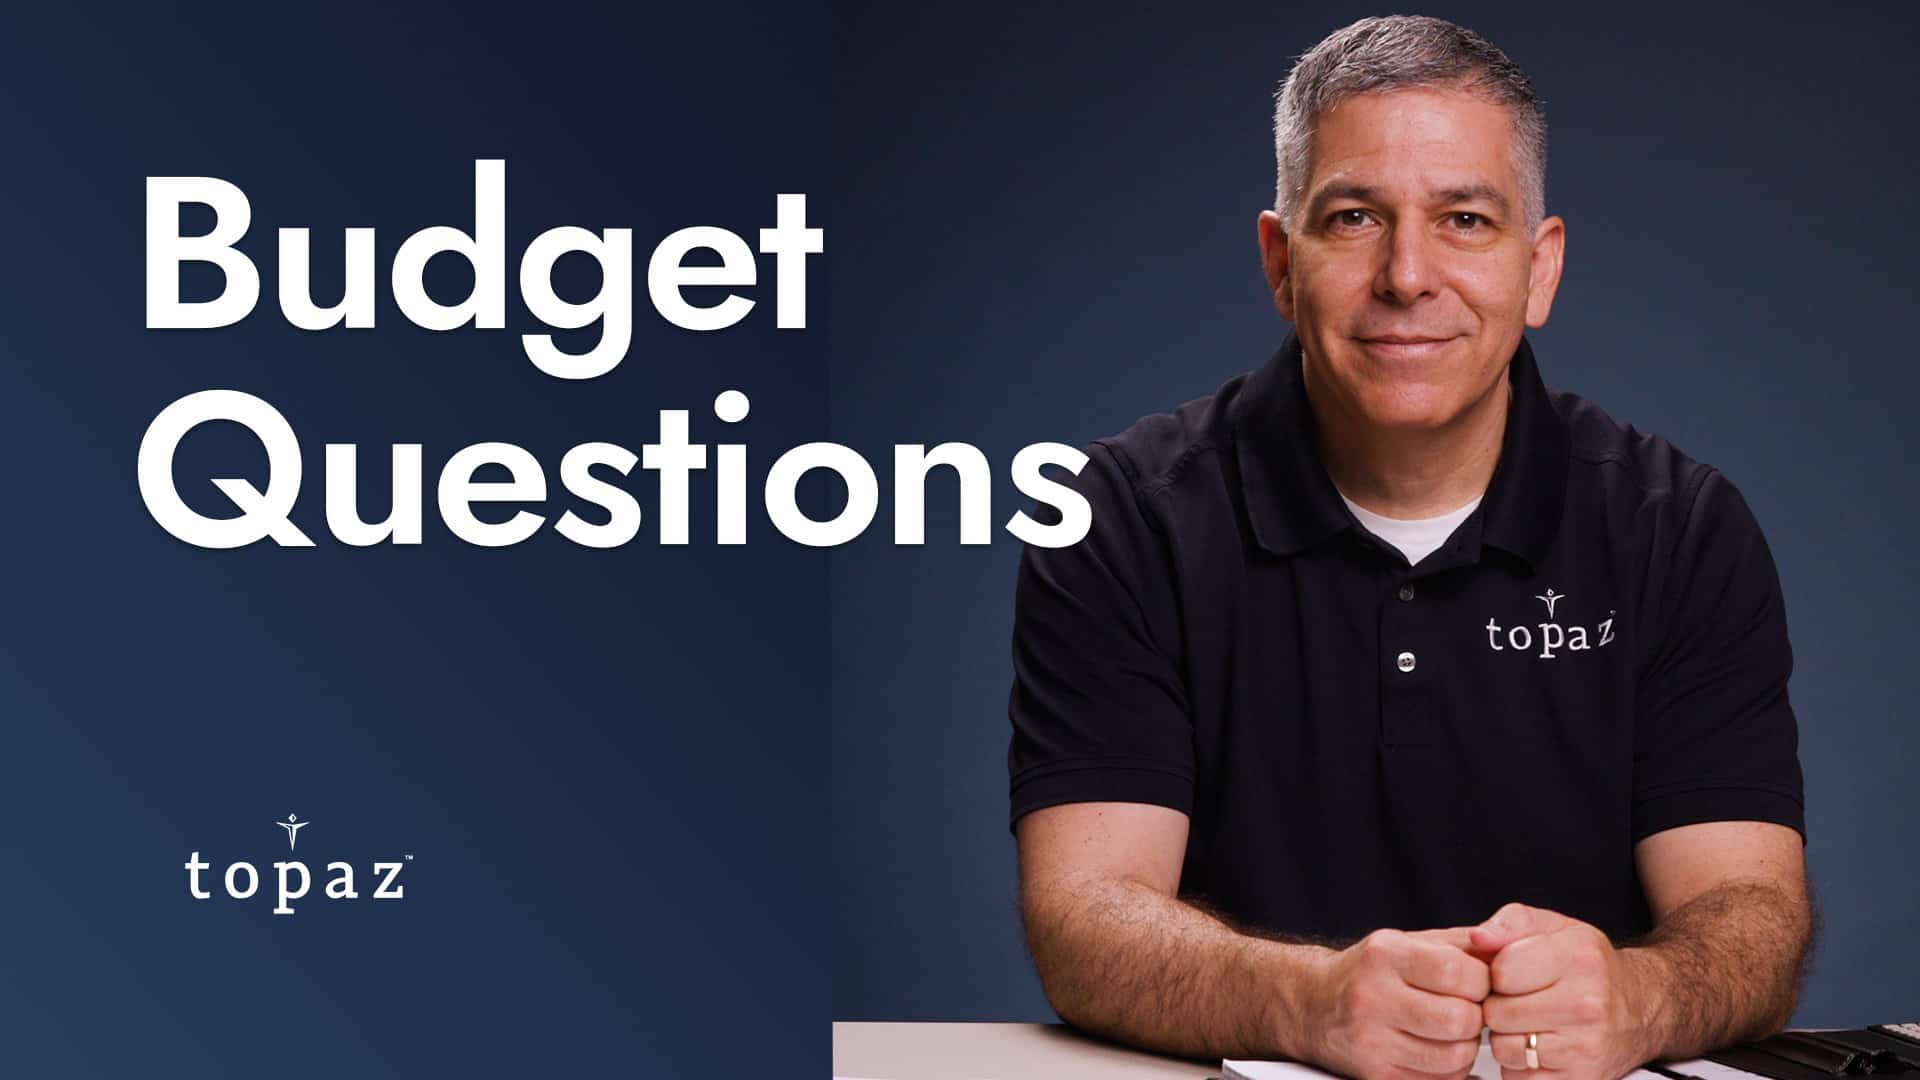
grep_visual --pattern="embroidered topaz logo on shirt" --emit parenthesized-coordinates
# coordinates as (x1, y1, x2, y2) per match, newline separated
(1485, 587, 1614, 659)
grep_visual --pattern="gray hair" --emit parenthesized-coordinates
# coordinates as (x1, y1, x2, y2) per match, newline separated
(1273, 15, 1547, 236)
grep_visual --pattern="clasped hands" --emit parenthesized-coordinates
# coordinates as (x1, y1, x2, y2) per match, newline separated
(1303, 903, 1663, 1080)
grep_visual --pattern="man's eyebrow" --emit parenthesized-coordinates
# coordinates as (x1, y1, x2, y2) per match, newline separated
(1433, 182, 1511, 216)
(1304, 182, 1378, 218)
(1304, 180, 1513, 218)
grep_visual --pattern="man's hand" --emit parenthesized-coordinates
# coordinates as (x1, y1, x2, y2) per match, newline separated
(1469, 903, 1663, 1080)
(1300, 926, 1491, 1080)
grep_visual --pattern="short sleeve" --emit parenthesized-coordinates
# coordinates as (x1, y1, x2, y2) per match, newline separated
(1007, 441, 1194, 832)
(1632, 467, 1805, 843)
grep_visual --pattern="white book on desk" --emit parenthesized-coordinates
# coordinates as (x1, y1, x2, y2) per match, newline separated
(1225, 1033, 1706, 1080)
(1659, 1060, 1776, 1080)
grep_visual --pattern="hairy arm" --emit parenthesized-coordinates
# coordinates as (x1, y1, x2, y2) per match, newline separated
(1016, 801, 1329, 1061)
(1623, 821, 1813, 1061)
(1017, 801, 1491, 1077)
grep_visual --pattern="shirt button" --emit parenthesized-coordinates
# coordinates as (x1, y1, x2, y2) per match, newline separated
(1397, 584, 1415, 602)
(1396, 651, 1416, 673)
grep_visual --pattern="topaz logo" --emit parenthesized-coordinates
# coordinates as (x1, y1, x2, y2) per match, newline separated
(185, 813, 411, 916)
(1484, 587, 1615, 659)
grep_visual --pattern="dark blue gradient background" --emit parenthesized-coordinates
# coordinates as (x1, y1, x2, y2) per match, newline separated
(831, 0, 1920, 1030)
(7, 0, 1916, 1069)
(2, 2, 827, 1075)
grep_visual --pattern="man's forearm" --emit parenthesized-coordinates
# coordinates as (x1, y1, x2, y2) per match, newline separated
(1020, 873, 1333, 1061)
(1622, 879, 1814, 1062)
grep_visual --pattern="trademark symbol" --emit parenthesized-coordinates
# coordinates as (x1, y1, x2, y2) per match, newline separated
(404, 854, 414, 861)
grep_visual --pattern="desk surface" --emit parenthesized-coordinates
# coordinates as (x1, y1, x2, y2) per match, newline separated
(832, 1022, 1220, 1080)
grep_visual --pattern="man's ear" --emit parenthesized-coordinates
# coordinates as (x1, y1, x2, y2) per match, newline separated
(1524, 214, 1566, 329)
(1257, 209, 1295, 322)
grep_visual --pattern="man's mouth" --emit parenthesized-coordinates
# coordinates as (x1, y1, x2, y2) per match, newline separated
(1357, 334, 1456, 358)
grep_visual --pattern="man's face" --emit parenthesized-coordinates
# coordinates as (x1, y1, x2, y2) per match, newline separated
(1258, 85, 1564, 432)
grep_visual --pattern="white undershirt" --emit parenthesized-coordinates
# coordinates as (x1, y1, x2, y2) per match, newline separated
(1336, 489, 1484, 567)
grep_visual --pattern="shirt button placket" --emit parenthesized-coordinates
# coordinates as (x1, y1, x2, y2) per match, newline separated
(1381, 576, 1432, 746)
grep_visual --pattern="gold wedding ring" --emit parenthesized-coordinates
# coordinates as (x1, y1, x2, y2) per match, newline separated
(1525, 1032, 1540, 1070)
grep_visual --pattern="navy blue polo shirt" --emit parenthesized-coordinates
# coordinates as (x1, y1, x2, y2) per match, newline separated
(1006, 330, 1804, 943)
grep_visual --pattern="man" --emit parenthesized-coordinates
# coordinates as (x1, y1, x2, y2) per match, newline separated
(1006, 15, 1811, 1080)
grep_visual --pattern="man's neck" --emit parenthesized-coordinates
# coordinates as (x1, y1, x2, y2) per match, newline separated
(1304, 358, 1512, 521)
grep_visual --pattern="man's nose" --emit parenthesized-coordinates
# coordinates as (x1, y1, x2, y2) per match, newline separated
(1374, 222, 1437, 304)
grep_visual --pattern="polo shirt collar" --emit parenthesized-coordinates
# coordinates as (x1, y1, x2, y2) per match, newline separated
(1230, 328, 1568, 572)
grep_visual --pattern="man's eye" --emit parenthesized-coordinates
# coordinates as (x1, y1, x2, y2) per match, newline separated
(1329, 209, 1371, 229)
(1449, 212, 1487, 231)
